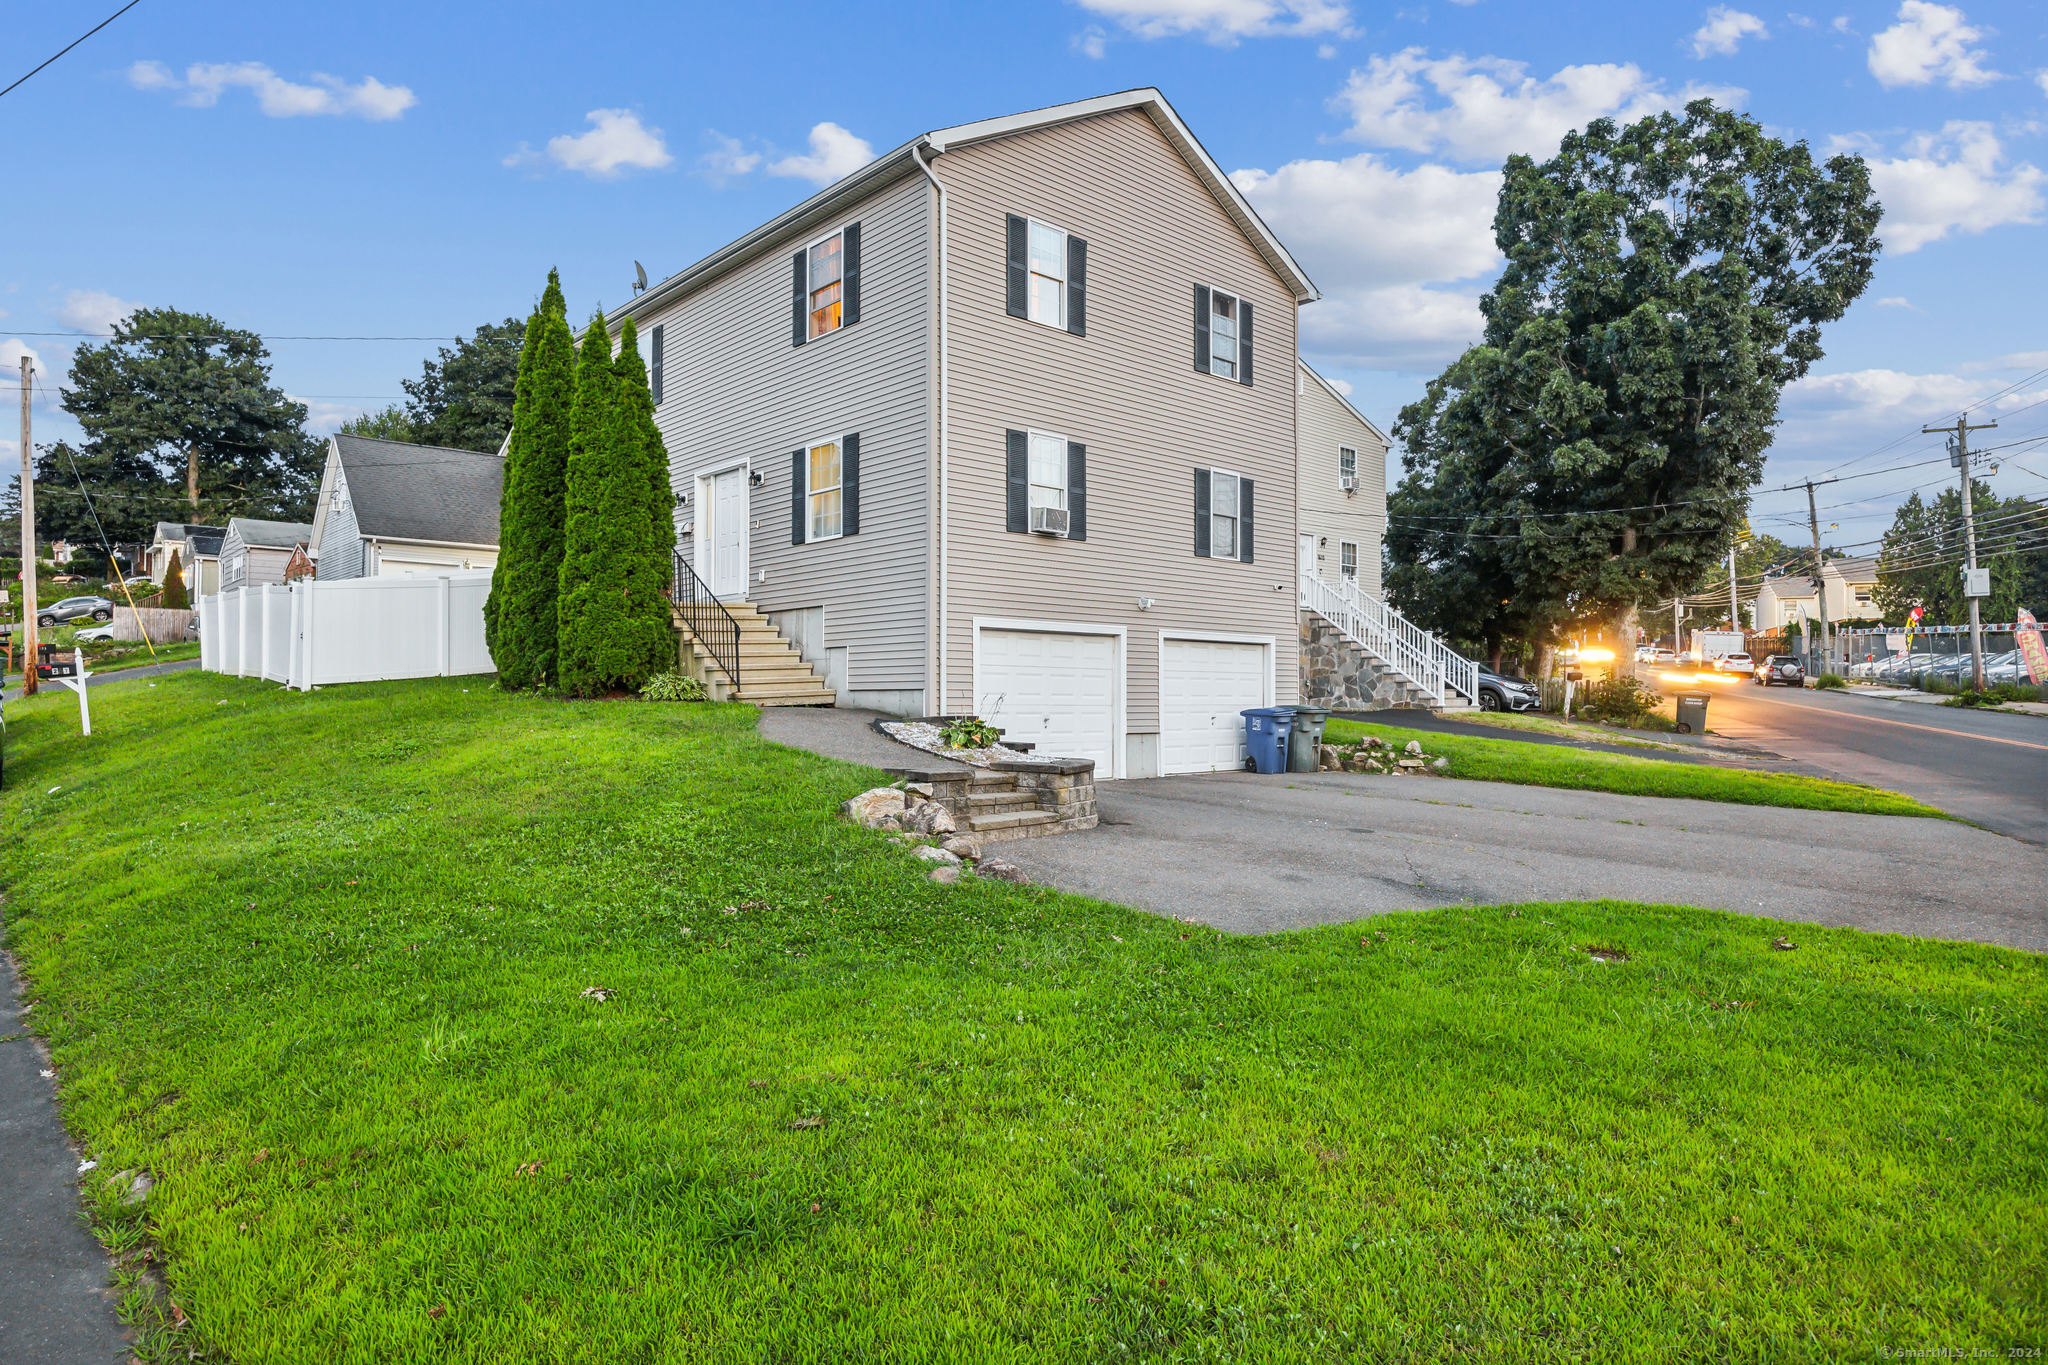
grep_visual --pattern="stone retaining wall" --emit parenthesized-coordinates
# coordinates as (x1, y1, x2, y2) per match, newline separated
(1299, 611, 1435, 711)
(994, 760, 1099, 838)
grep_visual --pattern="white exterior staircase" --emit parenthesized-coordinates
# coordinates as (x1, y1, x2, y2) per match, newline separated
(1299, 573, 1480, 711)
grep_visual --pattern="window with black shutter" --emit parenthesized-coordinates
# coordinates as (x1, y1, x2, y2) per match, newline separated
(1004, 427, 1082, 538)
(1193, 467, 1253, 562)
(650, 324, 664, 405)
(794, 222, 860, 344)
(1195, 287, 1253, 386)
(1007, 214, 1086, 336)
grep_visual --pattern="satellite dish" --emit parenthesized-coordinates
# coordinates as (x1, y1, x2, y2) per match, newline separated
(633, 260, 649, 294)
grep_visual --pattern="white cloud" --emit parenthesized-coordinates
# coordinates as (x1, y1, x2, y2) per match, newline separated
(520, 110, 674, 179)
(1859, 122, 2044, 251)
(2036, 69, 2048, 98)
(1336, 48, 1746, 164)
(1, 338, 47, 384)
(1867, 2, 2000, 89)
(1690, 7, 1768, 58)
(767, 123, 875, 187)
(1317, 42, 1337, 59)
(1874, 296, 1920, 310)
(58, 291, 138, 335)
(1072, 0, 1352, 44)
(1233, 152, 1502, 368)
(1786, 368, 2045, 427)
(699, 132, 762, 183)
(291, 398, 368, 435)
(1074, 25, 1110, 58)
(128, 60, 416, 120)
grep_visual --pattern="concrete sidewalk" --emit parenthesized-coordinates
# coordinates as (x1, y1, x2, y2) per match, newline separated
(0, 955, 127, 1364)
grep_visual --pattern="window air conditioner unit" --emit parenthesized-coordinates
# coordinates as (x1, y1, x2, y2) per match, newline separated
(1340, 474, 1358, 493)
(1030, 505, 1070, 537)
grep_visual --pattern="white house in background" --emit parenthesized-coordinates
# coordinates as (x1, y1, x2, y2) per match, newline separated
(309, 434, 504, 580)
(1296, 359, 1387, 599)
(219, 518, 314, 592)
(1752, 576, 1820, 631)
(145, 522, 225, 595)
(1821, 555, 1881, 622)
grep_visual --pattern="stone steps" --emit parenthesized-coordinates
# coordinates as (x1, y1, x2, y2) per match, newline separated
(673, 602, 836, 707)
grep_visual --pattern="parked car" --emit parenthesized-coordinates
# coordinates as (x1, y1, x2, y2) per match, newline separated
(1713, 651, 1753, 674)
(1478, 668, 1541, 712)
(73, 623, 118, 643)
(1753, 655, 1805, 686)
(36, 595, 113, 627)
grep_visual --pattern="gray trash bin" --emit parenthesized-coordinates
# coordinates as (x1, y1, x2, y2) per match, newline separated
(1287, 705, 1333, 772)
(1674, 691, 1710, 735)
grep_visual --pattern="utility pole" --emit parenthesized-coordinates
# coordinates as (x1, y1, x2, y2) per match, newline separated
(19, 356, 38, 696)
(1799, 477, 1838, 674)
(1925, 413, 2000, 691)
(1727, 545, 1740, 632)
(1673, 598, 1683, 655)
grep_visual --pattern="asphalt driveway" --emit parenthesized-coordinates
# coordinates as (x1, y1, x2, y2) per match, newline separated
(995, 769, 2048, 952)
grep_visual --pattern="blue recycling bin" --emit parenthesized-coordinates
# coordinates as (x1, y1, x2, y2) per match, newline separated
(1240, 707, 1294, 774)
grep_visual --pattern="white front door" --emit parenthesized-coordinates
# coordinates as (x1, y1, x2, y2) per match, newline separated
(705, 468, 749, 598)
(1299, 532, 1317, 579)
(976, 628, 1119, 771)
(1160, 637, 1270, 775)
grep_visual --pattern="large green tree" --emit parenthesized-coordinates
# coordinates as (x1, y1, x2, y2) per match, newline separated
(1386, 100, 1881, 670)
(1873, 483, 2048, 626)
(485, 273, 574, 688)
(403, 319, 525, 453)
(338, 406, 416, 442)
(47, 308, 322, 542)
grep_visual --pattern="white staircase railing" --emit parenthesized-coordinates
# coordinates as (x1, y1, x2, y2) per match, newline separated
(1299, 573, 1480, 708)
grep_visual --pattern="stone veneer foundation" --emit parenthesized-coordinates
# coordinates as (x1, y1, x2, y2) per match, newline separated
(1298, 611, 1437, 711)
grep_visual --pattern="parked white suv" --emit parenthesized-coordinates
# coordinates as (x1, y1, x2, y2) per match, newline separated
(1713, 651, 1753, 674)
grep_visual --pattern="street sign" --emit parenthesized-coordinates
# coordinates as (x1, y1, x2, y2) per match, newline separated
(1885, 633, 1906, 653)
(1962, 566, 1990, 598)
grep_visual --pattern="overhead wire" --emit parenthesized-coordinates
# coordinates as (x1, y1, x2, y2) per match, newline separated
(0, 0, 145, 101)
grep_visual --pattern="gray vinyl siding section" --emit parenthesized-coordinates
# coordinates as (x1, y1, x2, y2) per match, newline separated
(639, 172, 933, 701)
(316, 467, 367, 581)
(218, 527, 293, 591)
(939, 108, 1302, 732)
(1297, 361, 1386, 600)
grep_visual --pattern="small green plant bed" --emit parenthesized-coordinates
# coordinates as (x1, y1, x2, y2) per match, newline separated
(941, 714, 1002, 749)
(1324, 717, 1946, 817)
(639, 671, 708, 702)
(1453, 710, 1691, 751)
(2, 675, 2035, 1361)
(1944, 683, 2045, 710)
(1815, 673, 1848, 689)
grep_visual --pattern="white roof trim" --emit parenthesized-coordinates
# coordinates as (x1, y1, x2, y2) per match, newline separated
(1298, 358, 1388, 446)
(605, 87, 1317, 333)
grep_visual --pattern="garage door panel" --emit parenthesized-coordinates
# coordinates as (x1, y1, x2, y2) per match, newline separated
(978, 629, 1117, 771)
(1161, 638, 1267, 775)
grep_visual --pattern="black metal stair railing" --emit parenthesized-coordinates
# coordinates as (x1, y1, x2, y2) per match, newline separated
(670, 551, 741, 694)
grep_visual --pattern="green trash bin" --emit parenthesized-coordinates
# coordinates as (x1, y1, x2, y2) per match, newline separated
(1674, 691, 1710, 735)
(1287, 706, 1333, 772)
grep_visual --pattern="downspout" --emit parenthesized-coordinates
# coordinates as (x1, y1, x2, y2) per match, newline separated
(913, 142, 949, 714)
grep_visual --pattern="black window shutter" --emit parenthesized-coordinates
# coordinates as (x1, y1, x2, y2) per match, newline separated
(842, 432, 860, 536)
(790, 251, 808, 348)
(790, 448, 806, 545)
(1193, 467, 1211, 558)
(1066, 442, 1086, 540)
(1066, 236, 1087, 337)
(1238, 477, 1254, 563)
(1238, 300, 1254, 387)
(1193, 285, 1211, 373)
(1005, 215, 1028, 319)
(650, 324, 664, 405)
(842, 222, 862, 326)
(1005, 429, 1028, 533)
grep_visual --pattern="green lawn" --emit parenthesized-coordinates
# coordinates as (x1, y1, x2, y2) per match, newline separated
(1325, 717, 1946, 817)
(3, 672, 2040, 1363)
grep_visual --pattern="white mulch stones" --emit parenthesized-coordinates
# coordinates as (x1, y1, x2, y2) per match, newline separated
(879, 720, 1058, 768)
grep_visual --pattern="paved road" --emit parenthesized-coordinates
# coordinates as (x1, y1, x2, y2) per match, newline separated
(1698, 683, 2048, 844)
(0, 957, 127, 1364)
(996, 769, 2048, 951)
(2, 657, 199, 703)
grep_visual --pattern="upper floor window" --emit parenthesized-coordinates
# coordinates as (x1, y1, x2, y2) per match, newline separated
(1339, 445, 1357, 488)
(1193, 285, 1253, 387)
(1209, 470, 1240, 559)
(1193, 466, 1253, 562)
(1340, 541, 1358, 580)
(807, 440, 843, 540)
(1005, 214, 1087, 337)
(790, 222, 861, 348)
(1209, 293, 1239, 381)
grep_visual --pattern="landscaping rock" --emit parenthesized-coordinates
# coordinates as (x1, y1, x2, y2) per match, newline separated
(904, 782, 934, 800)
(1404, 740, 1423, 756)
(927, 865, 963, 885)
(1398, 758, 1424, 770)
(941, 836, 981, 859)
(900, 801, 957, 836)
(110, 1169, 153, 1207)
(976, 857, 1027, 883)
(1431, 757, 1450, 771)
(844, 788, 906, 828)
(1348, 752, 1375, 772)
(912, 845, 961, 866)
(1319, 746, 1344, 771)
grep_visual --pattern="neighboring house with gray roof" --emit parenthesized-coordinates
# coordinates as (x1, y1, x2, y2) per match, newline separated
(146, 521, 227, 596)
(308, 434, 505, 580)
(219, 518, 315, 592)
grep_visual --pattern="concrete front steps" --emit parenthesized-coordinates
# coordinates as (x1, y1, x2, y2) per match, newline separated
(674, 601, 836, 707)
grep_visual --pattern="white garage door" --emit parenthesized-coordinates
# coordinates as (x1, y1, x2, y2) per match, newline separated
(1161, 637, 1269, 775)
(977, 628, 1118, 771)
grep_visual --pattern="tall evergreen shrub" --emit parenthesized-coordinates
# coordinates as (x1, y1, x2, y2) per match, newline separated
(611, 316, 680, 671)
(488, 271, 575, 688)
(556, 315, 624, 695)
(161, 549, 189, 609)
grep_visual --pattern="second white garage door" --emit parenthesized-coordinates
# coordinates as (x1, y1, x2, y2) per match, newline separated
(1160, 637, 1270, 775)
(976, 628, 1119, 772)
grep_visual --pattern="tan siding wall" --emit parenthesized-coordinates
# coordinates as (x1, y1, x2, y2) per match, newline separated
(637, 173, 933, 703)
(1297, 362, 1386, 599)
(939, 109, 1301, 745)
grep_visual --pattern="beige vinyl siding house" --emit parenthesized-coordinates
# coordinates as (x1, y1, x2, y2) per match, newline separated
(219, 519, 313, 592)
(1753, 576, 1820, 631)
(1822, 556, 1880, 622)
(1296, 359, 1387, 600)
(145, 522, 225, 595)
(602, 89, 1318, 777)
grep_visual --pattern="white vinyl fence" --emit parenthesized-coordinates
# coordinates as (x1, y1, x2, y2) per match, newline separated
(198, 571, 495, 690)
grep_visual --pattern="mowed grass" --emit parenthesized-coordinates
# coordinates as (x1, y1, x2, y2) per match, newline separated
(2, 672, 2041, 1364)
(1325, 716, 1947, 817)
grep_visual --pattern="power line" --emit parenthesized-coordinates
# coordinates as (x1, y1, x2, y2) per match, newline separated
(12, 330, 463, 343)
(0, 0, 145, 101)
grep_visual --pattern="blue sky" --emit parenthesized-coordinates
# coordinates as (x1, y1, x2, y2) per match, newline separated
(4, 0, 2044, 556)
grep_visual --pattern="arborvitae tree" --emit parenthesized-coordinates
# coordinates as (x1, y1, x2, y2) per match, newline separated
(611, 316, 679, 670)
(487, 271, 575, 688)
(556, 314, 624, 695)
(161, 548, 190, 609)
